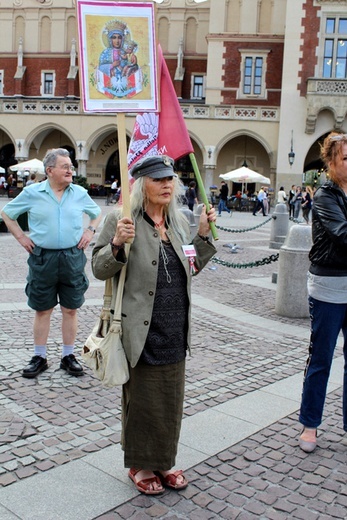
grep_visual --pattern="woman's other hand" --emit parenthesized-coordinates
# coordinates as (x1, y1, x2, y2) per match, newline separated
(198, 205, 216, 236)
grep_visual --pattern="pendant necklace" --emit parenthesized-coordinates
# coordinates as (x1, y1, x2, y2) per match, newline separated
(155, 216, 171, 284)
(154, 218, 165, 229)
(159, 238, 171, 284)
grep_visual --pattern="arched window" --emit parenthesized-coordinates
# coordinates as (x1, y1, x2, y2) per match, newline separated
(185, 18, 197, 54)
(226, 0, 240, 33)
(158, 17, 169, 53)
(14, 16, 25, 51)
(40, 16, 51, 52)
(66, 16, 76, 52)
(258, 0, 272, 34)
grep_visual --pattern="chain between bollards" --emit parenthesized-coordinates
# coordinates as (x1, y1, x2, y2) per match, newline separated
(216, 216, 273, 233)
(211, 253, 279, 269)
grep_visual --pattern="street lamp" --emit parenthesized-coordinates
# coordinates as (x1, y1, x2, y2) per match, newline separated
(288, 131, 295, 167)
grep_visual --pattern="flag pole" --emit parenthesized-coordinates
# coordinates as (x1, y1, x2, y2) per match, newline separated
(189, 153, 218, 241)
(117, 113, 134, 244)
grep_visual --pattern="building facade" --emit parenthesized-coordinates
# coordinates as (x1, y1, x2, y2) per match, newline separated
(0, 0, 346, 194)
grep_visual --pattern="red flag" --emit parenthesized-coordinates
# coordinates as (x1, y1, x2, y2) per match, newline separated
(127, 45, 194, 171)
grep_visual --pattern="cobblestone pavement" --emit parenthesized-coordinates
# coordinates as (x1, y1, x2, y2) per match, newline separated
(1, 201, 346, 519)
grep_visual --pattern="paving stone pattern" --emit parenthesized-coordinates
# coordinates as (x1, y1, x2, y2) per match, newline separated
(1, 206, 347, 519)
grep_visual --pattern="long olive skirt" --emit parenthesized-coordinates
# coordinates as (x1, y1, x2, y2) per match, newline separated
(121, 359, 185, 470)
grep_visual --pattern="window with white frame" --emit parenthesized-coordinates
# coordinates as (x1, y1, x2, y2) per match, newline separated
(0, 71, 3, 95)
(238, 50, 269, 99)
(41, 71, 55, 96)
(191, 74, 205, 99)
(322, 16, 347, 78)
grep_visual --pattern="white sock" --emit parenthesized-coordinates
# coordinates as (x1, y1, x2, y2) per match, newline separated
(62, 345, 74, 358)
(34, 346, 47, 359)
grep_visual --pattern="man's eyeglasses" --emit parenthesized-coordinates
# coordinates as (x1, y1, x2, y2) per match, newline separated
(58, 164, 75, 172)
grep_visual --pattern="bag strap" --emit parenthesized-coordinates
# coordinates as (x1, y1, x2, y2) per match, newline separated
(102, 243, 130, 321)
(104, 278, 113, 299)
(113, 243, 130, 321)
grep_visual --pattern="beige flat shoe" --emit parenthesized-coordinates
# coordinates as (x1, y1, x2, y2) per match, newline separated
(299, 428, 317, 453)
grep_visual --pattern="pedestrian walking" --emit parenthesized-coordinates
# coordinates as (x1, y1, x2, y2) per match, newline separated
(252, 186, 266, 216)
(301, 186, 313, 224)
(299, 132, 347, 453)
(288, 184, 296, 217)
(277, 186, 287, 203)
(186, 180, 198, 212)
(0, 148, 102, 378)
(293, 186, 303, 219)
(110, 179, 119, 202)
(92, 155, 217, 495)
(263, 187, 269, 215)
(218, 181, 231, 216)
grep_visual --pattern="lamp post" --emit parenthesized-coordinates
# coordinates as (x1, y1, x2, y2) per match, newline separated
(288, 130, 295, 167)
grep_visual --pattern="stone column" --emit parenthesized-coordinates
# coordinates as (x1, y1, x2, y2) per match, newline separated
(203, 145, 217, 200)
(77, 160, 87, 178)
(204, 167, 215, 192)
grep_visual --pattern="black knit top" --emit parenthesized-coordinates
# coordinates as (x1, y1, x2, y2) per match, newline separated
(140, 217, 189, 365)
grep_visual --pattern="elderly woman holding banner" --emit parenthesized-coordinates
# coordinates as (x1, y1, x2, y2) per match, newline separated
(92, 155, 216, 494)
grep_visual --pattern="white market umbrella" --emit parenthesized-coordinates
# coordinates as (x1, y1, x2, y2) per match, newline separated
(219, 166, 270, 185)
(10, 158, 45, 179)
(0, 166, 5, 173)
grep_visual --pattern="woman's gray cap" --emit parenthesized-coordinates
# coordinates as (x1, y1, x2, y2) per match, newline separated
(130, 155, 177, 180)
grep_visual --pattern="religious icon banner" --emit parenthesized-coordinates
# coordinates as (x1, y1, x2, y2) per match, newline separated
(76, 1, 158, 113)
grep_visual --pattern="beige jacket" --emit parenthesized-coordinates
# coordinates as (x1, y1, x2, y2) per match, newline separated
(92, 212, 216, 367)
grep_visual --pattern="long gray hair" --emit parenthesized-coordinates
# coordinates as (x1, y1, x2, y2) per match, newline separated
(117, 176, 191, 243)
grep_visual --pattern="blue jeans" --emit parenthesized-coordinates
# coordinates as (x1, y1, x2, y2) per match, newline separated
(253, 200, 265, 215)
(218, 199, 230, 214)
(299, 296, 347, 431)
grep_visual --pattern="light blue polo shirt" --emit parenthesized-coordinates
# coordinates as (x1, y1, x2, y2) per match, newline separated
(2, 180, 101, 249)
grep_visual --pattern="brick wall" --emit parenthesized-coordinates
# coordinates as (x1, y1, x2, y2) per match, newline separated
(222, 39, 284, 106)
(166, 58, 207, 100)
(299, 0, 320, 96)
(0, 56, 78, 97)
(0, 59, 17, 96)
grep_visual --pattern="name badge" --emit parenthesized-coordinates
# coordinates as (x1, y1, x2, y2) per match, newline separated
(182, 245, 198, 275)
(182, 244, 196, 258)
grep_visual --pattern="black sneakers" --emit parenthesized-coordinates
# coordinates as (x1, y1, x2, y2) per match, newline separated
(22, 355, 48, 378)
(60, 354, 84, 376)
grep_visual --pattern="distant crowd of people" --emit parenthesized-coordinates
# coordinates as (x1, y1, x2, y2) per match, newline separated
(206, 182, 316, 222)
(277, 184, 314, 223)
(0, 172, 40, 198)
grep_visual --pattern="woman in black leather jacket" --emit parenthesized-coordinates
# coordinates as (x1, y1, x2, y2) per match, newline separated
(299, 132, 347, 453)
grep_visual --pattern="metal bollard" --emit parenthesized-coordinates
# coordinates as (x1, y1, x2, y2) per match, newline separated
(194, 203, 204, 226)
(275, 224, 312, 318)
(179, 207, 197, 240)
(269, 203, 289, 249)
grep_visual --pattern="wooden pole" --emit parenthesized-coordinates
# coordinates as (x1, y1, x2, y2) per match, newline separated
(117, 113, 131, 219)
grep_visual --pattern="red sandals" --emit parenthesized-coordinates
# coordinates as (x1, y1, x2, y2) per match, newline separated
(128, 468, 164, 495)
(156, 469, 189, 490)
